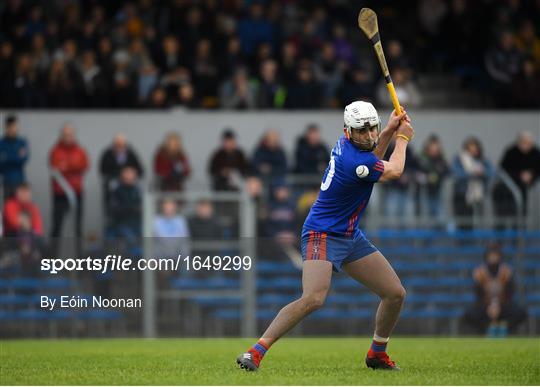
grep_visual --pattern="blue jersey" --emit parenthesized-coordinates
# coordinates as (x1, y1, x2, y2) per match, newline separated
(303, 135, 384, 237)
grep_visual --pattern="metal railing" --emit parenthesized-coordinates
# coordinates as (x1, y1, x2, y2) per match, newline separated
(142, 188, 257, 338)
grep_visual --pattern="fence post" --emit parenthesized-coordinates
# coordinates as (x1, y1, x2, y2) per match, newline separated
(143, 190, 156, 338)
(240, 188, 257, 337)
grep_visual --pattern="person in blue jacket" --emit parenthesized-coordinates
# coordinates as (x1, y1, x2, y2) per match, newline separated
(0, 115, 29, 198)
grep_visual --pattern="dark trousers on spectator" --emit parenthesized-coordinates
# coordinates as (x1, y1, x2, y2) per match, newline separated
(463, 303, 528, 333)
(51, 193, 83, 238)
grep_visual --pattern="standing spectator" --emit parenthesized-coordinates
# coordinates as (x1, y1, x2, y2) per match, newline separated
(383, 140, 419, 222)
(294, 124, 329, 176)
(0, 115, 29, 198)
(99, 133, 144, 203)
(252, 129, 287, 185)
(154, 132, 191, 191)
(2, 183, 43, 237)
(417, 134, 449, 219)
(452, 136, 494, 224)
(106, 166, 141, 243)
(208, 129, 249, 191)
(220, 67, 256, 109)
(464, 243, 527, 336)
(498, 131, 540, 212)
(49, 123, 89, 239)
(153, 198, 190, 259)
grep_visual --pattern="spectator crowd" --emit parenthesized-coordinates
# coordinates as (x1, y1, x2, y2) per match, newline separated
(1, 0, 539, 110)
(1, 114, 539, 248)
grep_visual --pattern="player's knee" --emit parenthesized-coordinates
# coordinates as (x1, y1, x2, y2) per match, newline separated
(301, 293, 326, 312)
(391, 286, 406, 304)
(384, 285, 406, 304)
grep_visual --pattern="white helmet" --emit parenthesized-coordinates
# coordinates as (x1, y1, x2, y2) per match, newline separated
(343, 101, 381, 150)
(344, 101, 380, 133)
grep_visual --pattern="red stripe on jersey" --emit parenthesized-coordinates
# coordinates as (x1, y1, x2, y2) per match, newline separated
(345, 200, 367, 236)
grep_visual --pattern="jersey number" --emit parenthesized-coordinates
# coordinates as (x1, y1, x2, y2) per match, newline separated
(320, 156, 335, 191)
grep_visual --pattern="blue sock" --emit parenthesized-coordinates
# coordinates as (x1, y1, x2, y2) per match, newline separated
(250, 340, 269, 357)
(370, 340, 387, 353)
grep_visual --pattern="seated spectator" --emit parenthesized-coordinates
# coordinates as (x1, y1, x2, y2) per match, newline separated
(49, 123, 89, 239)
(514, 20, 540, 70)
(174, 81, 199, 108)
(237, 3, 274, 57)
(0, 115, 29, 198)
(153, 198, 190, 259)
(154, 132, 191, 191)
(128, 38, 158, 104)
(510, 58, 540, 108)
(220, 67, 256, 109)
(255, 59, 285, 109)
(266, 184, 296, 238)
(99, 133, 144, 203)
(496, 131, 540, 215)
(191, 39, 219, 106)
(188, 199, 222, 258)
(294, 123, 329, 176)
(46, 51, 83, 108)
(110, 50, 138, 108)
(464, 243, 527, 336)
(78, 50, 108, 107)
(106, 166, 141, 243)
(252, 129, 287, 186)
(376, 67, 422, 108)
(417, 134, 449, 219)
(485, 31, 522, 108)
(452, 137, 494, 225)
(208, 129, 249, 191)
(314, 42, 343, 106)
(2, 183, 43, 237)
(188, 199, 222, 240)
(284, 59, 322, 109)
(146, 86, 170, 109)
(337, 66, 374, 106)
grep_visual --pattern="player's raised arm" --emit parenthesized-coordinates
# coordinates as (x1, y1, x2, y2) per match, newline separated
(372, 108, 408, 160)
(379, 118, 414, 182)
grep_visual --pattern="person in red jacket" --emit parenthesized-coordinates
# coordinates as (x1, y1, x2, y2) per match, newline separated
(153, 132, 191, 191)
(49, 123, 89, 239)
(3, 183, 43, 237)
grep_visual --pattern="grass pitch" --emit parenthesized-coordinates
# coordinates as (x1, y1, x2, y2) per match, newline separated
(1, 337, 539, 385)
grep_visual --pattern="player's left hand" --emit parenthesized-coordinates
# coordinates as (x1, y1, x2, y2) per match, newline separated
(386, 106, 410, 132)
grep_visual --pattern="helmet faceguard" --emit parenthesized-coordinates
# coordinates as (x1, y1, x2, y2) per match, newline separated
(345, 121, 381, 151)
